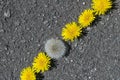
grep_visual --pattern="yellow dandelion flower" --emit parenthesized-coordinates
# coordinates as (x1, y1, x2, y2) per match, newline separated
(61, 22, 82, 41)
(92, 0, 112, 15)
(32, 52, 51, 73)
(78, 9, 95, 28)
(20, 67, 36, 80)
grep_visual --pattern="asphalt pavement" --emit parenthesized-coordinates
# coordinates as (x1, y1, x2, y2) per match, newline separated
(0, 0, 120, 80)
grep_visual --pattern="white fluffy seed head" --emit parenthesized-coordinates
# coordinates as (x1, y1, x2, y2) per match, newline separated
(45, 38, 66, 59)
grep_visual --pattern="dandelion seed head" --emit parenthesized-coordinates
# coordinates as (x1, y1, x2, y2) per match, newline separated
(45, 38, 66, 59)
(20, 67, 36, 80)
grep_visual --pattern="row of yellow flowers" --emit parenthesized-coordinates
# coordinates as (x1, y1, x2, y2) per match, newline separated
(20, 0, 113, 80)
(62, 0, 112, 41)
(20, 52, 51, 80)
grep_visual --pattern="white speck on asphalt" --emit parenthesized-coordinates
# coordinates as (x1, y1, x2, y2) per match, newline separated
(37, 44, 41, 47)
(43, 20, 48, 24)
(106, 17, 109, 21)
(77, 0, 79, 2)
(48, 25, 51, 28)
(1, 58, 6, 62)
(44, 4, 48, 8)
(30, 37, 34, 41)
(27, 52, 30, 55)
(20, 40, 26, 43)
(0, 29, 4, 32)
(115, 17, 118, 21)
(90, 68, 97, 73)
(74, 43, 78, 47)
(14, 20, 20, 26)
(82, 2, 86, 5)
(70, 59, 73, 62)
(26, 27, 30, 31)
(100, 21, 105, 25)
(6, 52, 10, 55)
(88, 76, 91, 79)
(55, 20, 58, 23)
(4, 9, 10, 17)
(86, 27, 91, 31)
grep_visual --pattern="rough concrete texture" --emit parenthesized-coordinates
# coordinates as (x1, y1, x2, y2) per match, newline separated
(0, 0, 120, 80)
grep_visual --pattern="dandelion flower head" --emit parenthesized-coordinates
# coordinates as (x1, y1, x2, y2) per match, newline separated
(92, 0, 112, 15)
(61, 22, 82, 41)
(78, 9, 95, 28)
(20, 67, 36, 80)
(32, 52, 51, 73)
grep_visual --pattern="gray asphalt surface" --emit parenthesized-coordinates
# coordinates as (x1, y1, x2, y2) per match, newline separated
(0, 0, 120, 80)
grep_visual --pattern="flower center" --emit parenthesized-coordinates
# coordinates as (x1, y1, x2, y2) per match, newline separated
(52, 45, 59, 53)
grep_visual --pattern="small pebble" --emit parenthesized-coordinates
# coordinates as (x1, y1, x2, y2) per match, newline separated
(23, 57, 28, 62)
(4, 9, 10, 17)
(82, 2, 86, 5)
(88, 76, 91, 79)
(27, 52, 30, 55)
(100, 21, 104, 25)
(26, 27, 30, 30)
(4, 46, 8, 50)
(70, 59, 73, 62)
(20, 40, 26, 43)
(55, 20, 58, 23)
(44, 4, 48, 8)
(1, 58, 6, 62)
(42, 13, 45, 17)
(14, 20, 20, 26)
(43, 20, 48, 24)
(48, 25, 51, 28)
(0, 29, 4, 32)
(115, 18, 118, 21)
(106, 17, 109, 21)
(6, 52, 10, 55)
(30, 37, 34, 41)
(86, 27, 91, 31)
(65, 58, 68, 61)
(74, 43, 78, 47)
(11, 58, 15, 62)
(37, 44, 41, 47)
